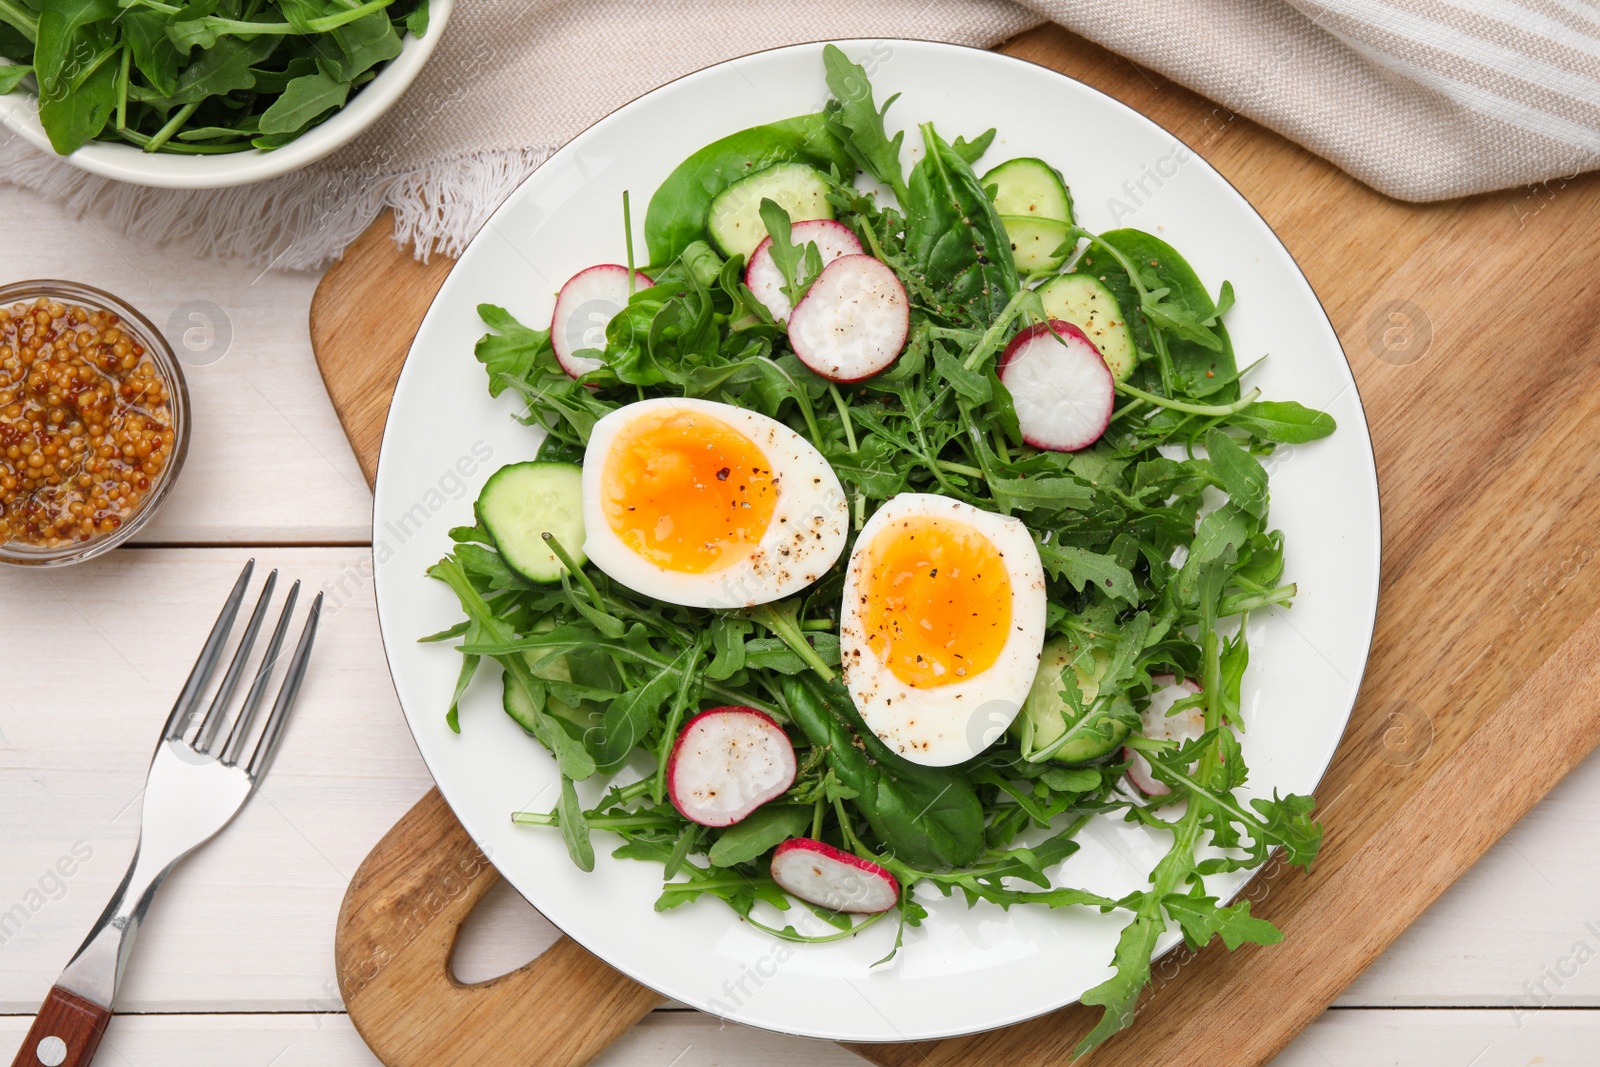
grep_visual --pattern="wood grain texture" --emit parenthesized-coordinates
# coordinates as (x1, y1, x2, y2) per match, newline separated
(312, 21, 1600, 1067)
(311, 214, 454, 487)
(10, 987, 110, 1067)
(335, 789, 663, 1067)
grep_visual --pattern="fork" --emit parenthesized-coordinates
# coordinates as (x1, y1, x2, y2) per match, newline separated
(10, 560, 322, 1067)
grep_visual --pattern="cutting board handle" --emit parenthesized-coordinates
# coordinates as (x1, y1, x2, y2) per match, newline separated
(334, 788, 665, 1065)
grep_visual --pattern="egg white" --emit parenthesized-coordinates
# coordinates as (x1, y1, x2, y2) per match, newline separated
(839, 493, 1048, 766)
(580, 397, 849, 609)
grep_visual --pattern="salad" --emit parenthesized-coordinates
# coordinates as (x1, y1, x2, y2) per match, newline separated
(427, 44, 1335, 1054)
(0, 0, 429, 154)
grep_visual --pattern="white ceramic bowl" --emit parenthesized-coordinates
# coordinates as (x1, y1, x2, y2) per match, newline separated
(0, 0, 452, 189)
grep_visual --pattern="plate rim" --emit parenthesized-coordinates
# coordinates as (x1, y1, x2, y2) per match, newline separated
(369, 36, 1383, 1043)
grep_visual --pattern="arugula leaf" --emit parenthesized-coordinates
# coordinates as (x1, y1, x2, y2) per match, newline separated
(558, 775, 596, 872)
(757, 198, 825, 310)
(592, 654, 678, 770)
(1229, 400, 1337, 443)
(36, 43, 115, 153)
(258, 69, 350, 136)
(904, 123, 1020, 325)
(1163, 891, 1282, 952)
(821, 42, 908, 203)
(475, 304, 555, 397)
(1038, 543, 1138, 606)
(1206, 428, 1268, 516)
(1075, 910, 1163, 1053)
(13, 0, 428, 155)
(949, 128, 996, 166)
(32, 0, 117, 95)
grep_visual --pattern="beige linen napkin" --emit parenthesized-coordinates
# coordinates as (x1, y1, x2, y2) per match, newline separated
(2, 0, 1593, 269)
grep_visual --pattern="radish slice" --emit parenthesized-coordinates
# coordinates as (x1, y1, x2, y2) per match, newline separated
(1125, 674, 1204, 798)
(786, 254, 909, 382)
(550, 264, 653, 380)
(745, 220, 864, 323)
(770, 838, 900, 914)
(997, 320, 1114, 452)
(666, 707, 796, 827)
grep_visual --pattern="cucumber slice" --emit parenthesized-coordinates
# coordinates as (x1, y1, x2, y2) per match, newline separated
(1014, 636, 1128, 764)
(981, 158, 1073, 224)
(707, 162, 834, 260)
(503, 654, 591, 733)
(1000, 215, 1073, 274)
(1037, 273, 1139, 381)
(475, 461, 585, 584)
(503, 616, 606, 736)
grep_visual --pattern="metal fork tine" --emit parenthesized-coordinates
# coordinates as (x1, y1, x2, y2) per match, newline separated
(246, 592, 323, 780)
(161, 559, 255, 741)
(192, 570, 278, 753)
(220, 580, 299, 767)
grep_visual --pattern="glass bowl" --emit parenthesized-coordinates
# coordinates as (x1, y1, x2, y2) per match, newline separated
(0, 280, 190, 567)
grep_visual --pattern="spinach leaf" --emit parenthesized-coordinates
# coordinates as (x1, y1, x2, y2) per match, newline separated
(708, 805, 812, 867)
(1096, 228, 1238, 397)
(783, 675, 984, 869)
(643, 113, 853, 267)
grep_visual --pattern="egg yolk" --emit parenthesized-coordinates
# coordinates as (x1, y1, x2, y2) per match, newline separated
(856, 515, 1012, 689)
(601, 407, 777, 574)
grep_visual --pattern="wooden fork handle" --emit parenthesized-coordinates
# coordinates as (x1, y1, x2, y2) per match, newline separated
(335, 787, 665, 1066)
(10, 986, 110, 1067)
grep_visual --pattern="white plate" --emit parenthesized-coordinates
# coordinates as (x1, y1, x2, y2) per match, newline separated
(0, 0, 452, 189)
(372, 40, 1380, 1044)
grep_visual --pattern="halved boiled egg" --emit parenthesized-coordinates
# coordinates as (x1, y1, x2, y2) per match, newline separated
(581, 397, 848, 608)
(839, 494, 1047, 766)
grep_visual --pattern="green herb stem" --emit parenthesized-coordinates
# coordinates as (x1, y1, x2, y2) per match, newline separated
(746, 603, 835, 683)
(935, 458, 984, 479)
(623, 190, 638, 295)
(114, 48, 130, 132)
(195, 0, 398, 38)
(827, 382, 857, 453)
(653, 634, 708, 804)
(143, 101, 200, 154)
(542, 532, 604, 604)
(1218, 584, 1296, 616)
(960, 287, 1034, 372)
(743, 908, 893, 943)
(462, 634, 776, 716)
(1115, 380, 1262, 418)
(512, 810, 681, 831)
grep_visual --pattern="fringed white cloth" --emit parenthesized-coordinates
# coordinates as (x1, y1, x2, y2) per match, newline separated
(0, 138, 553, 271)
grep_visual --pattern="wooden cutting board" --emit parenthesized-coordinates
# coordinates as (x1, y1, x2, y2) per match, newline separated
(312, 23, 1600, 1067)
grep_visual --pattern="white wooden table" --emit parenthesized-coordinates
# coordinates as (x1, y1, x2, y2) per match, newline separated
(2, 188, 1596, 1066)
